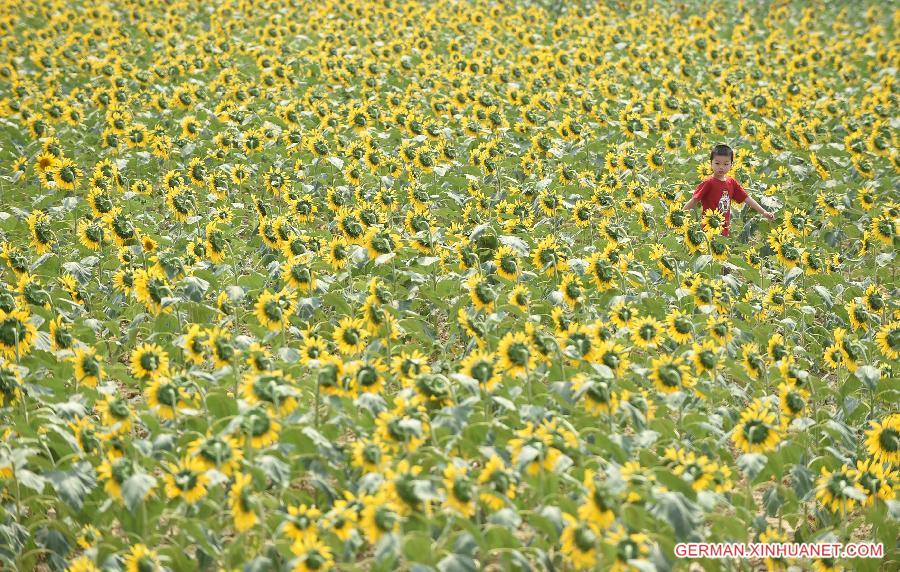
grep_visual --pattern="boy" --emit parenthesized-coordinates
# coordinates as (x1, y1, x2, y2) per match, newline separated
(682, 144, 775, 237)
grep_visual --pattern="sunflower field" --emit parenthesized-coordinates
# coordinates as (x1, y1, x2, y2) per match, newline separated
(0, 0, 898, 570)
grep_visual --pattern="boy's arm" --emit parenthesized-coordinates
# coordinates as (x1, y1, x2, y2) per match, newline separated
(683, 179, 707, 211)
(743, 195, 775, 221)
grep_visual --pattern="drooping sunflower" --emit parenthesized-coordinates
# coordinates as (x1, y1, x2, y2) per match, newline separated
(465, 272, 498, 312)
(740, 342, 767, 380)
(283, 503, 322, 546)
(559, 273, 585, 308)
(242, 406, 281, 449)
(0, 357, 23, 407)
(229, 473, 258, 532)
(851, 458, 898, 507)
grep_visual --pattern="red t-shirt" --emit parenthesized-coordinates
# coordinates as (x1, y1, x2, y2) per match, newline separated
(692, 176, 748, 236)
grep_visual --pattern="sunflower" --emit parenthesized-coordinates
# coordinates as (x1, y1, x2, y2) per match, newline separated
(777, 382, 808, 428)
(531, 234, 568, 276)
(559, 273, 584, 308)
(133, 267, 174, 315)
(572, 373, 619, 416)
(71, 347, 103, 388)
(51, 157, 82, 190)
(585, 251, 617, 292)
(663, 448, 716, 492)
(229, 473, 258, 532)
(0, 309, 38, 360)
(690, 340, 718, 375)
(97, 456, 134, 501)
(766, 332, 789, 362)
(560, 514, 601, 571)
(76, 218, 104, 251)
(731, 400, 782, 454)
(123, 544, 162, 572)
(348, 357, 388, 395)
(740, 342, 767, 380)
(463, 272, 497, 312)
(851, 458, 898, 507)
(650, 355, 693, 394)
(608, 301, 637, 330)
(26, 210, 55, 254)
(164, 456, 210, 504)
(391, 350, 430, 384)
(203, 222, 228, 264)
(130, 343, 170, 381)
(0, 358, 23, 407)
(666, 309, 694, 344)
(478, 454, 517, 511)
(282, 256, 317, 293)
(291, 534, 334, 572)
(359, 490, 401, 544)
(323, 237, 351, 271)
(875, 321, 900, 360)
(701, 209, 726, 238)
(95, 394, 134, 436)
(493, 245, 520, 281)
(333, 316, 369, 355)
(182, 323, 210, 365)
(815, 464, 866, 516)
(189, 433, 243, 476)
(706, 315, 733, 344)
(870, 213, 897, 244)
(283, 504, 322, 546)
(146, 378, 187, 420)
(497, 331, 536, 377)
(254, 289, 295, 331)
(864, 414, 900, 466)
(244, 342, 274, 373)
(459, 350, 499, 392)
(241, 369, 298, 416)
(630, 316, 663, 349)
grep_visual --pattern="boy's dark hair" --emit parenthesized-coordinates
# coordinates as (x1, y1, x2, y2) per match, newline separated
(710, 144, 733, 163)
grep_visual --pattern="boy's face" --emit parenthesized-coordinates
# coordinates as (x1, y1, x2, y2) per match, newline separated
(711, 154, 732, 178)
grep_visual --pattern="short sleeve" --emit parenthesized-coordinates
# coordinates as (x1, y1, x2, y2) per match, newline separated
(692, 179, 709, 201)
(731, 179, 748, 204)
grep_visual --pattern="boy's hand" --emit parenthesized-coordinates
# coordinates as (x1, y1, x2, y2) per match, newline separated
(762, 210, 775, 222)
